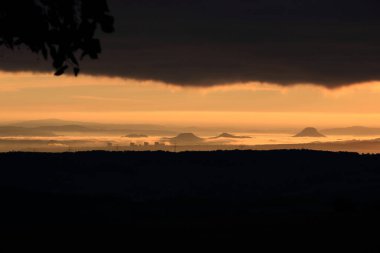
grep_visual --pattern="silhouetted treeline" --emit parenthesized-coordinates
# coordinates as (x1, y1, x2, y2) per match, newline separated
(1, 150, 380, 250)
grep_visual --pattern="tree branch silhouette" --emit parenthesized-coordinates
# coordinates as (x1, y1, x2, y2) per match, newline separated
(0, 0, 114, 76)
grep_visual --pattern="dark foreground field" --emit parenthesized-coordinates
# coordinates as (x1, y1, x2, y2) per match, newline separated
(2, 150, 380, 250)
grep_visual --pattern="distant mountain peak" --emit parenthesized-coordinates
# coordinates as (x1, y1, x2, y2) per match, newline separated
(294, 127, 325, 137)
(212, 133, 252, 139)
(167, 133, 204, 144)
(174, 133, 203, 140)
(219, 133, 235, 138)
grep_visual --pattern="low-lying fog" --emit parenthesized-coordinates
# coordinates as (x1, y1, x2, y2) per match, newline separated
(1, 133, 380, 153)
(2, 120, 380, 153)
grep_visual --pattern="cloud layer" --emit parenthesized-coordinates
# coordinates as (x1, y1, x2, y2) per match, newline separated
(2, 0, 380, 88)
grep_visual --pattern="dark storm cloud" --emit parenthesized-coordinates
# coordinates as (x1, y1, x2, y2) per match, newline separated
(2, 0, 380, 87)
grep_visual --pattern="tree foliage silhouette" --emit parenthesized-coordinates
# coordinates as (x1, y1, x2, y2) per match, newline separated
(0, 0, 114, 76)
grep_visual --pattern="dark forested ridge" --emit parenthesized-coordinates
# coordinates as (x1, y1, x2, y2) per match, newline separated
(2, 150, 380, 249)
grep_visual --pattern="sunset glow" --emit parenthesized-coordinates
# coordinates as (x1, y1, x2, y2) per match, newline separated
(2, 71, 380, 129)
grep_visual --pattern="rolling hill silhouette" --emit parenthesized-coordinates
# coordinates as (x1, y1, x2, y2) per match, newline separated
(211, 133, 251, 139)
(166, 133, 204, 145)
(35, 125, 97, 133)
(124, 134, 148, 138)
(11, 119, 93, 127)
(322, 126, 380, 136)
(294, 127, 326, 137)
(3, 119, 176, 136)
(0, 126, 56, 137)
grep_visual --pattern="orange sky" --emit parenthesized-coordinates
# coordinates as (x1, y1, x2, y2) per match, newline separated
(2, 71, 380, 129)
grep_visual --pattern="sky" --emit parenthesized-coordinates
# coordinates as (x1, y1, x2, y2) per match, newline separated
(1, 0, 380, 129)
(2, 71, 380, 129)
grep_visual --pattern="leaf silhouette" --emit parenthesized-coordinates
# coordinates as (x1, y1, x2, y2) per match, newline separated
(54, 65, 69, 76)
(74, 67, 80, 77)
(0, 0, 114, 76)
